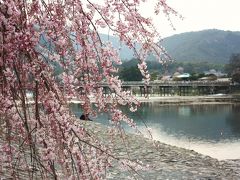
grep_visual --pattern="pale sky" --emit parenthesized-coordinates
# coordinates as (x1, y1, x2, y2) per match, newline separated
(147, 0, 240, 37)
(94, 0, 240, 38)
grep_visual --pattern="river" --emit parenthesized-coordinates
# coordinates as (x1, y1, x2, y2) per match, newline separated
(70, 103, 240, 160)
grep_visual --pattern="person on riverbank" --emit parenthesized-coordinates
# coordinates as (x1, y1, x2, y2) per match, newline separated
(80, 113, 92, 121)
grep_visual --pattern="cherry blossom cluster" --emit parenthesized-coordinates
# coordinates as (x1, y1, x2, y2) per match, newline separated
(0, 0, 177, 178)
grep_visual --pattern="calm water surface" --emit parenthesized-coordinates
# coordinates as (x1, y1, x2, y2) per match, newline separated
(70, 103, 240, 160)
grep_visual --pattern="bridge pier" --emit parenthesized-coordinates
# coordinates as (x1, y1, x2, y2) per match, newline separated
(178, 86, 191, 96)
(103, 87, 112, 97)
(139, 86, 152, 96)
(122, 86, 132, 95)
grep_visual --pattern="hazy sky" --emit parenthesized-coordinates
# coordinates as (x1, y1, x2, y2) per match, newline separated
(94, 0, 240, 37)
(147, 0, 240, 37)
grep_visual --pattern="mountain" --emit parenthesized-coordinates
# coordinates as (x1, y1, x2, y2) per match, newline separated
(99, 34, 134, 61)
(101, 29, 240, 64)
(161, 29, 240, 64)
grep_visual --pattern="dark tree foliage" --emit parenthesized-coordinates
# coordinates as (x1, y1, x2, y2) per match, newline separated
(189, 73, 205, 81)
(119, 66, 143, 81)
(232, 70, 240, 83)
(225, 54, 240, 74)
(150, 72, 159, 81)
(121, 58, 224, 78)
(225, 53, 240, 83)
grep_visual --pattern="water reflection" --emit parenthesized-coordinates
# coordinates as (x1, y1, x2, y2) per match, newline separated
(226, 104, 240, 136)
(70, 103, 240, 160)
(129, 103, 240, 141)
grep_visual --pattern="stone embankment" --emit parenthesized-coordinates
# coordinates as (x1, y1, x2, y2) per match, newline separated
(82, 121, 240, 180)
(136, 95, 240, 104)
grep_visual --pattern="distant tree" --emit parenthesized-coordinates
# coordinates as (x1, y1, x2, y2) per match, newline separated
(121, 59, 162, 80)
(225, 54, 240, 75)
(232, 68, 240, 83)
(198, 73, 205, 79)
(150, 72, 159, 81)
(119, 66, 143, 81)
(225, 53, 240, 82)
(189, 73, 199, 81)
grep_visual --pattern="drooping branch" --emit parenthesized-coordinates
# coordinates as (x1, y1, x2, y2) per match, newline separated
(0, 0, 178, 178)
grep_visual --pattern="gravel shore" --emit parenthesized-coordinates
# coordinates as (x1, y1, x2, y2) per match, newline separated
(82, 121, 240, 180)
(1, 121, 239, 179)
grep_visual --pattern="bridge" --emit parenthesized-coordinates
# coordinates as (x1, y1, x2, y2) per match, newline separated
(120, 81, 230, 87)
(100, 80, 232, 96)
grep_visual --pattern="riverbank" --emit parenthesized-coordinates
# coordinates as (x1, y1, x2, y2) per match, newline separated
(81, 121, 240, 179)
(1, 120, 239, 179)
(135, 94, 240, 104)
(69, 94, 240, 105)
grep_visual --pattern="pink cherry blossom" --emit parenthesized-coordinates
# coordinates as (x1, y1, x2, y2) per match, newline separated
(0, 0, 177, 178)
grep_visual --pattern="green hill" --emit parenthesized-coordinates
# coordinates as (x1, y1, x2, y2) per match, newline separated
(100, 29, 240, 64)
(161, 29, 240, 64)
